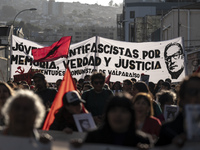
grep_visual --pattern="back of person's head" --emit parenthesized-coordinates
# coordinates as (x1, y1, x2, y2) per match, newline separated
(133, 81, 149, 93)
(161, 81, 171, 90)
(91, 72, 105, 83)
(32, 72, 45, 81)
(104, 92, 135, 131)
(165, 78, 172, 84)
(123, 79, 133, 85)
(156, 90, 176, 106)
(84, 75, 91, 81)
(56, 79, 62, 84)
(178, 73, 200, 107)
(2, 89, 45, 128)
(131, 78, 137, 83)
(148, 82, 155, 94)
(133, 92, 154, 116)
(156, 79, 164, 86)
(78, 78, 84, 85)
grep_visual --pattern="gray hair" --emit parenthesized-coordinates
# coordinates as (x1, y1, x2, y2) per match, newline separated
(1, 90, 46, 128)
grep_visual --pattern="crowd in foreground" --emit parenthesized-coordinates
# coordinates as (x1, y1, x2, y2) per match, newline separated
(0, 71, 200, 149)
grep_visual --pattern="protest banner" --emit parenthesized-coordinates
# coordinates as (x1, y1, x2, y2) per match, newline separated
(2, 130, 199, 150)
(11, 36, 186, 83)
(73, 113, 97, 132)
(11, 35, 67, 82)
(164, 105, 179, 121)
(0, 135, 51, 150)
(185, 104, 200, 140)
(67, 36, 186, 83)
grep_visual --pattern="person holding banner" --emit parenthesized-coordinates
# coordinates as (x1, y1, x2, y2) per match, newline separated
(1, 90, 52, 143)
(156, 73, 200, 147)
(83, 92, 153, 148)
(49, 90, 88, 133)
(82, 72, 113, 126)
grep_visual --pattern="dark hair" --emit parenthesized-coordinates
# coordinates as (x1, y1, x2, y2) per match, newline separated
(164, 42, 183, 58)
(84, 75, 91, 80)
(111, 81, 122, 90)
(154, 79, 164, 95)
(56, 79, 62, 83)
(156, 90, 176, 106)
(78, 78, 84, 85)
(131, 78, 137, 83)
(91, 72, 105, 83)
(103, 92, 136, 133)
(162, 82, 171, 90)
(165, 78, 172, 84)
(179, 73, 200, 105)
(148, 82, 155, 95)
(133, 92, 154, 116)
(73, 78, 77, 84)
(133, 81, 149, 93)
(123, 79, 133, 86)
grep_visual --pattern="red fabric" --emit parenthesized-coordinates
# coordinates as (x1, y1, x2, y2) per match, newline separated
(142, 116, 161, 137)
(32, 36, 71, 62)
(42, 67, 75, 130)
(82, 103, 88, 113)
(196, 66, 200, 73)
(105, 73, 111, 84)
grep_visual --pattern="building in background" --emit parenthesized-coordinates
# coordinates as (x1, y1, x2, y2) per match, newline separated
(0, 26, 12, 81)
(161, 2, 200, 74)
(118, 0, 197, 42)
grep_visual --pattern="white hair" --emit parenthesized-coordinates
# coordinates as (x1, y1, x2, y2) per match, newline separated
(2, 90, 46, 128)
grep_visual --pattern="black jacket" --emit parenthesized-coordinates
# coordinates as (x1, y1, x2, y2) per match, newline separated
(85, 127, 151, 147)
(156, 112, 184, 146)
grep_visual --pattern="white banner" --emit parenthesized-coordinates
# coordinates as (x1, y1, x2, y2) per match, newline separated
(68, 37, 186, 83)
(11, 35, 186, 83)
(11, 35, 67, 82)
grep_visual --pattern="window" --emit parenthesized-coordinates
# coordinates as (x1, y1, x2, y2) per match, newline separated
(130, 11, 135, 19)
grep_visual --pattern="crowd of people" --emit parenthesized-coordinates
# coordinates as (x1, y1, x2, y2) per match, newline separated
(0, 71, 200, 148)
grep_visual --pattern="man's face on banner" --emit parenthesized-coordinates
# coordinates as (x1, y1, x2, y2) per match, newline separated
(165, 45, 184, 73)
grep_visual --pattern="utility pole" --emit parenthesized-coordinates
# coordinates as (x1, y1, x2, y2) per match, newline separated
(178, 0, 180, 37)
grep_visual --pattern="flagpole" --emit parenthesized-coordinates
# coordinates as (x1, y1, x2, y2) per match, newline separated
(94, 36, 98, 71)
(9, 25, 13, 81)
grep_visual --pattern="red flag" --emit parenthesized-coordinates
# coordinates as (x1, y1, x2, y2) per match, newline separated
(105, 73, 111, 84)
(42, 67, 76, 130)
(196, 66, 200, 73)
(32, 36, 71, 62)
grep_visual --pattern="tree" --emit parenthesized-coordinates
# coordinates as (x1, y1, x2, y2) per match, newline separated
(114, 3, 118, 7)
(108, 0, 113, 6)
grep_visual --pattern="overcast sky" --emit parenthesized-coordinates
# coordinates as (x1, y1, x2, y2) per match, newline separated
(55, 0, 123, 6)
